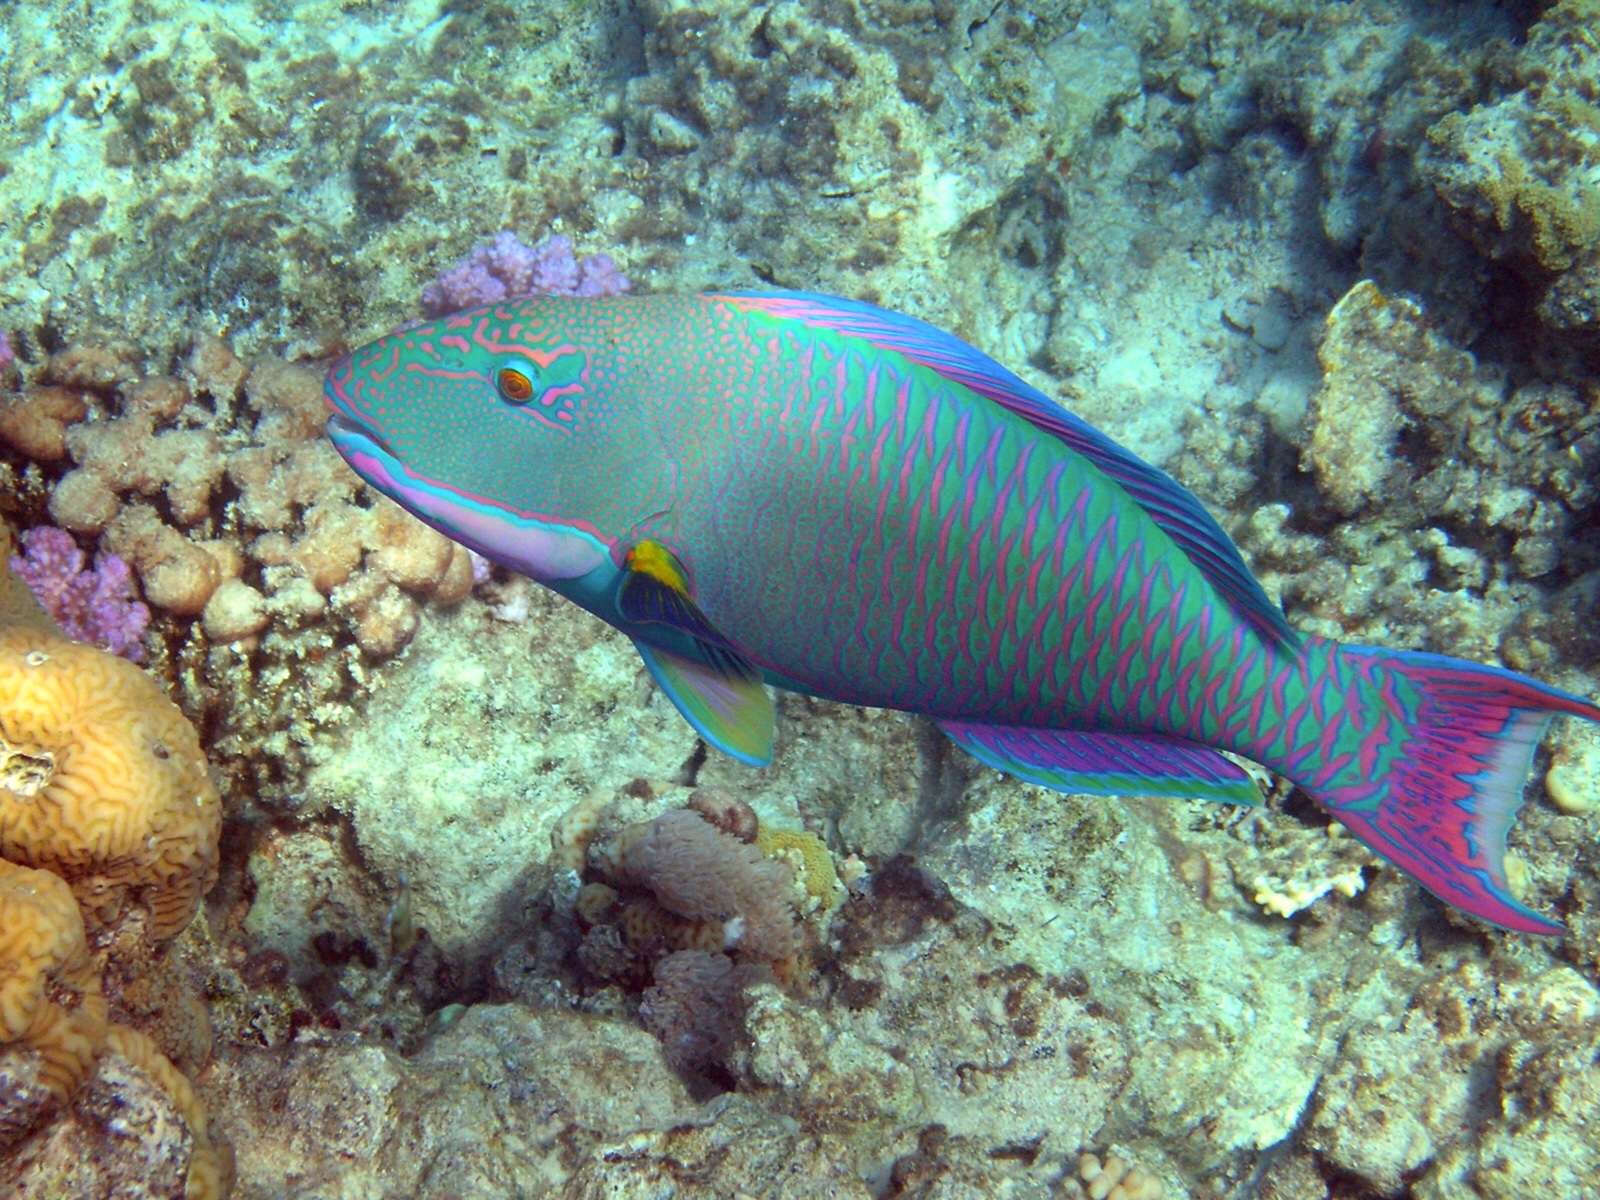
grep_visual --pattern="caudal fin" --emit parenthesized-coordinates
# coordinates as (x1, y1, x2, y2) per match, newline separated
(1305, 645, 1599, 935)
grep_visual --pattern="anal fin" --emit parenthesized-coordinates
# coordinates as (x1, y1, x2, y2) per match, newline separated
(939, 720, 1266, 806)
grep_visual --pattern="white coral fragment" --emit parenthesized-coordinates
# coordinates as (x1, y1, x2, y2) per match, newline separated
(1253, 867, 1367, 919)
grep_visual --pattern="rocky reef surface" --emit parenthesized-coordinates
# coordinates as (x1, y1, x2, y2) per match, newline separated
(1, 0, 1599, 1197)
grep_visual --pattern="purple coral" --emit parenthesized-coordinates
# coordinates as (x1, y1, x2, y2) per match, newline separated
(9, 526, 152, 661)
(0, 331, 14, 372)
(420, 232, 630, 317)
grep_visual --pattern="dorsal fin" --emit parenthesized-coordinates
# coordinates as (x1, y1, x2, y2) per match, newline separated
(713, 290, 1299, 651)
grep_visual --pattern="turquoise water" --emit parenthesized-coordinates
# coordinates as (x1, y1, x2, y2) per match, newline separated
(1, 0, 1598, 1196)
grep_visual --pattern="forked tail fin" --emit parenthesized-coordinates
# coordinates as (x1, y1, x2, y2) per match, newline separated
(1302, 645, 1599, 935)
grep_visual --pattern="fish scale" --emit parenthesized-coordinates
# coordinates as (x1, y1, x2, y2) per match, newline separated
(326, 289, 1600, 935)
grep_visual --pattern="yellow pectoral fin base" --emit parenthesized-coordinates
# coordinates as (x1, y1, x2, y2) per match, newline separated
(634, 639, 775, 766)
(618, 541, 734, 651)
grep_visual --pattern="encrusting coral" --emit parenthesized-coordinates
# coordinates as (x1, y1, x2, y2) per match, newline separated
(0, 624, 221, 940)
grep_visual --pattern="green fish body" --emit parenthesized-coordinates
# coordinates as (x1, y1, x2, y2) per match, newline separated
(326, 290, 1599, 934)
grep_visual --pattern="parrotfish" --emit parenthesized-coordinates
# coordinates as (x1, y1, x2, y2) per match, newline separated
(325, 291, 1600, 934)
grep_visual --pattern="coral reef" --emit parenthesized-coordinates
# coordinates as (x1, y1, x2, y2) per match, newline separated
(638, 948, 747, 1075)
(0, 0, 1598, 1194)
(1546, 720, 1600, 816)
(1308, 959, 1600, 1198)
(556, 793, 823, 1080)
(5, 1019, 230, 1199)
(1422, 0, 1600, 341)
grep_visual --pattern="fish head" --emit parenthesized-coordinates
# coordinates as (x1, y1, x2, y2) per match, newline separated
(324, 300, 617, 582)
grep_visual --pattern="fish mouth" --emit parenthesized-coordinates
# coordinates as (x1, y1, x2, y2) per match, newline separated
(326, 412, 395, 458)
(324, 411, 611, 585)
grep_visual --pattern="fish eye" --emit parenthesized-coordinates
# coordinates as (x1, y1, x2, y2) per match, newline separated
(496, 366, 536, 404)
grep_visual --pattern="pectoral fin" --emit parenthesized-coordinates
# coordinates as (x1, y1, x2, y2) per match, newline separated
(620, 539, 723, 634)
(635, 640, 775, 766)
(620, 540, 774, 765)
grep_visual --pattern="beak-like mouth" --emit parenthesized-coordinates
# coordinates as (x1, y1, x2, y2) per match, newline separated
(325, 404, 612, 585)
(326, 412, 394, 458)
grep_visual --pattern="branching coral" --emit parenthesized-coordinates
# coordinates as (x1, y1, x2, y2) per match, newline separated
(0, 625, 221, 940)
(9, 526, 151, 660)
(1229, 817, 1379, 923)
(420, 231, 630, 316)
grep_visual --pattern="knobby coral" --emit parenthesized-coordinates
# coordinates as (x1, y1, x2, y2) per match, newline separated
(1064, 1150, 1164, 1200)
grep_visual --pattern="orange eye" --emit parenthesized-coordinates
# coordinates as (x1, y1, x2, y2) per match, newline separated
(496, 367, 535, 403)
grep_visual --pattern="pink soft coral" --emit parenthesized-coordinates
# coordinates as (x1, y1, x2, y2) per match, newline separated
(9, 526, 151, 661)
(420, 232, 630, 317)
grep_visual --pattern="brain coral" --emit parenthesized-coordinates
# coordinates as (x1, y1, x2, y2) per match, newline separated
(0, 859, 108, 1117)
(0, 625, 221, 940)
(103, 1023, 232, 1200)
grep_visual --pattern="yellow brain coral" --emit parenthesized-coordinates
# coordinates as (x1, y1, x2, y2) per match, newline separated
(0, 859, 108, 1104)
(0, 626, 222, 940)
(105, 1023, 233, 1200)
